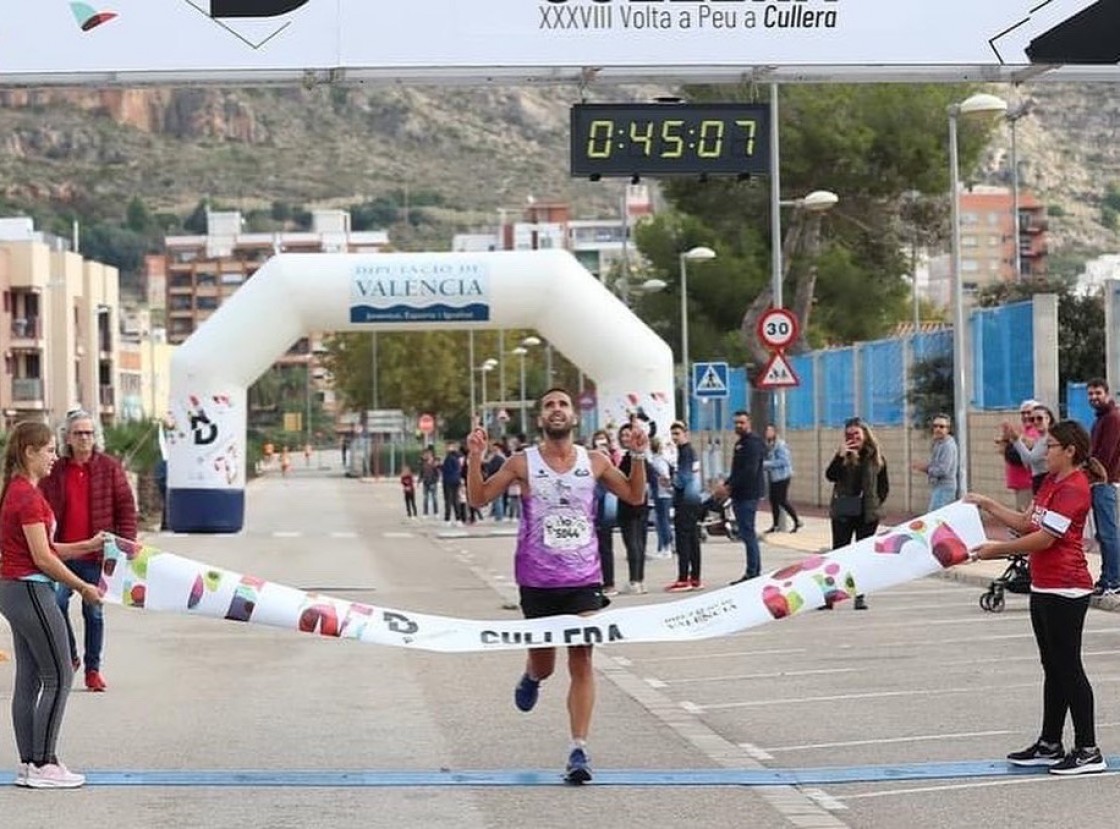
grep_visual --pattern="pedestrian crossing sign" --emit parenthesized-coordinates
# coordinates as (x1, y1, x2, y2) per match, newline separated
(692, 361, 730, 399)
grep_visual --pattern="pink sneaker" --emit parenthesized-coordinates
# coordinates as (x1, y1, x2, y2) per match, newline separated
(13, 763, 29, 787)
(25, 762, 85, 789)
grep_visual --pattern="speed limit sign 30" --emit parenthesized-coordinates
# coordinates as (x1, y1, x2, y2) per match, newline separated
(757, 308, 800, 350)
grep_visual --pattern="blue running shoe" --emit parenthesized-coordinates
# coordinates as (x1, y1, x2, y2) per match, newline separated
(514, 673, 540, 712)
(565, 747, 592, 785)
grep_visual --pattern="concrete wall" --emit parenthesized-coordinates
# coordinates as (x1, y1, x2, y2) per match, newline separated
(770, 408, 1022, 517)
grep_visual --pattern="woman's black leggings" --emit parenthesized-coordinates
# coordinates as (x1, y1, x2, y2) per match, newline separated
(768, 479, 800, 527)
(1031, 591, 1096, 749)
(0, 580, 75, 766)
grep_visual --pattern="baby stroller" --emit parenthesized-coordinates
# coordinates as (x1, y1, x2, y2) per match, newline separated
(979, 555, 1031, 612)
(698, 495, 739, 542)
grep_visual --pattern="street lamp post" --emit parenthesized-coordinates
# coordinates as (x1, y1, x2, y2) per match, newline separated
(1006, 99, 1034, 281)
(520, 335, 541, 403)
(949, 92, 1008, 495)
(479, 357, 497, 431)
(678, 246, 717, 428)
(511, 346, 529, 433)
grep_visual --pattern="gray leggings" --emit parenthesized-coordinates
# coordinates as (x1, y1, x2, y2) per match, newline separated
(0, 580, 74, 765)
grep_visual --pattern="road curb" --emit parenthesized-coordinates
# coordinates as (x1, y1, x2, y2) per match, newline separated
(934, 566, 1120, 614)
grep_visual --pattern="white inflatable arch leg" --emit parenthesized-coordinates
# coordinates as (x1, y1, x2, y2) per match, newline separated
(167, 250, 675, 532)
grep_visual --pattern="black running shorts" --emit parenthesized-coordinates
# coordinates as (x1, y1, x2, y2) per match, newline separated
(519, 585, 609, 619)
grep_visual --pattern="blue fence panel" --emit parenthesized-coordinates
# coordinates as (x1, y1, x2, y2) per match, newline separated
(860, 339, 905, 426)
(819, 348, 856, 428)
(971, 301, 1034, 411)
(1066, 382, 1094, 432)
(912, 329, 952, 364)
(786, 353, 815, 430)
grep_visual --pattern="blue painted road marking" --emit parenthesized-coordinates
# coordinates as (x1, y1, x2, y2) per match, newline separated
(83, 759, 1117, 787)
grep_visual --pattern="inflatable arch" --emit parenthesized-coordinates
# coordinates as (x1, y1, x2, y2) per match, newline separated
(167, 250, 676, 533)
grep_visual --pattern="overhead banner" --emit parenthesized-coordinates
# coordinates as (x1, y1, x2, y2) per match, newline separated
(1, 2, 1117, 83)
(98, 503, 985, 653)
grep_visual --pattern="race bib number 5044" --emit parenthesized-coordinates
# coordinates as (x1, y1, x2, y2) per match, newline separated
(543, 512, 592, 550)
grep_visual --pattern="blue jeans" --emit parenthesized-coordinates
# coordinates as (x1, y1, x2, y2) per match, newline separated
(928, 483, 957, 512)
(1092, 483, 1120, 587)
(654, 498, 673, 551)
(422, 484, 438, 515)
(55, 559, 105, 671)
(732, 499, 762, 578)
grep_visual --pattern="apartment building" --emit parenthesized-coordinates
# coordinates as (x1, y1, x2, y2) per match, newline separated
(451, 185, 654, 281)
(145, 209, 389, 435)
(0, 217, 122, 427)
(155, 209, 390, 346)
(926, 185, 1049, 307)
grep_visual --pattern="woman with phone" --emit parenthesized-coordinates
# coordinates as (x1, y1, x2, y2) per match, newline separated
(824, 417, 890, 610)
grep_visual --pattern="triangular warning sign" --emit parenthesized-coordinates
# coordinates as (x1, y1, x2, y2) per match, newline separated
(756, 352, 800, 389)
(696, 365, 728, 393)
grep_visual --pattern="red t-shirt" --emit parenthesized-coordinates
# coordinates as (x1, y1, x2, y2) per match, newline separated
(1, 477, 56, 580)
(1028, 469, 1093, 591)
(60, 461, 93, 543)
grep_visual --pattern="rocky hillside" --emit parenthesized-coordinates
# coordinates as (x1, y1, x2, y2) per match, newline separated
(0, 83, 1118, 258)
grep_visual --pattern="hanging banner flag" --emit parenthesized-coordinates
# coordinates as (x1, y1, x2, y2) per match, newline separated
(99, 503, 985, 653)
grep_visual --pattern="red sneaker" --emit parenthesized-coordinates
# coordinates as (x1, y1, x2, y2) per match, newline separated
(84, 670, 107, 692)
(689, 578, 705, 591)
(665, 580, 693, 593)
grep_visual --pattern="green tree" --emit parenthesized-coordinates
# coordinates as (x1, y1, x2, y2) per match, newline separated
(639, 83, 991, 373)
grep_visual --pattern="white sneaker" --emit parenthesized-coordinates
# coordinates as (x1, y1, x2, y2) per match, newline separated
(24, 762, 85, 789)
(13, 763, 29, 787)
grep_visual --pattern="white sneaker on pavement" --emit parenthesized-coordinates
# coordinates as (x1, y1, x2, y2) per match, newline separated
(24, 763, 85, 789)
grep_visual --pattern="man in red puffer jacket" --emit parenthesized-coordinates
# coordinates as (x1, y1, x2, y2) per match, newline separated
(40, 409, 137, 692)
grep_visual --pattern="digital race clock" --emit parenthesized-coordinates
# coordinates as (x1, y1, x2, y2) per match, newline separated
(570, 102, 771, 178)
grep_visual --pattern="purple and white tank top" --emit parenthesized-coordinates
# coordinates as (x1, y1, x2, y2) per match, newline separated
(515, 445, 601, 588)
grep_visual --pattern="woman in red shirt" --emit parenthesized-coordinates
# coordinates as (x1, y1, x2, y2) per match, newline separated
(967, 419, 1107, 776)
(0, 422, 105, 789)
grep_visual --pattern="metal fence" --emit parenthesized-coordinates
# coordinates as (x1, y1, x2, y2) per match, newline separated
(687, 299, 1042, 432)
(971, 300, 1034, 411)
(783, 300, 1038, 429)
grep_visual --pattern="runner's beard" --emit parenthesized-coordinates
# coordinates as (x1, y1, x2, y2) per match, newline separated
(543, 420, 574, 439)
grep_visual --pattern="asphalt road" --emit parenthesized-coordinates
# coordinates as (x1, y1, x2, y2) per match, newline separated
(3, 455, 1120, 829)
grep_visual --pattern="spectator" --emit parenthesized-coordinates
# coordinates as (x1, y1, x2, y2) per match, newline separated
(1087, 379, 1120, 596)
(667, 421, 704, 592)
(616, 422, 650, 594)
(400, 465, 417, 518)
(763, 425, 802, 533)
(1005, 404, 1055, 494)
(714, 411, 766, 585)
(41, 409, 137, 692)
(911, 413, 959, 511)
(419, 447, 440, 517)
(999, 400, 1040, 510)
(648, 437, 674, 559)
(825, 417, 889, 610)
(441, 442, 464, 525)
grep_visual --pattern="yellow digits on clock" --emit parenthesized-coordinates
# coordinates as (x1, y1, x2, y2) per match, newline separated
(587, 120, 612, 158)
(660, 119, 684, 158)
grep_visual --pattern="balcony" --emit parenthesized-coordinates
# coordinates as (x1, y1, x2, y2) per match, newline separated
(12, 377, 43, 403)
(10, 317, 40, 340)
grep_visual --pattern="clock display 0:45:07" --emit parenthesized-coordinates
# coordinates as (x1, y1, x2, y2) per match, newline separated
(570, 103, 771, 178)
